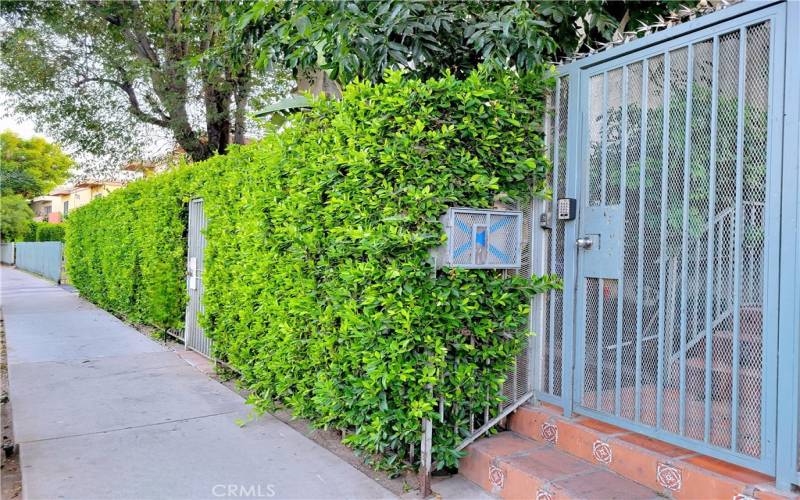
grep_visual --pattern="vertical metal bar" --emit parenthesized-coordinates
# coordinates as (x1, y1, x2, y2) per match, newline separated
(656, 51, 672, 430)
(531, 198, 546, 393)
(548, 79, 562, 396)
(704, 39, 719, 444)
(190, 201, 196, 349)
(202, 201, 208, 356)
(198, 201, 201, 353)
(419, 418, 432, 497)
(694, 240, 700, 337)
(635, 58, 650, 423)
(562, 69, 580, 418)
(195, 200, 199, 350)
(191, 201, 196, 347)
(714, 219, 725, 317)
(513, 358, 518, 401)
(615, 65, 629, 416)
(533, 92, 553, 394)
(678, 44, 695, 436)
(194, 201, 199, 350)
(596, 278, 604, 411)
(729, 216, 734, 310)
(600, 72, 609, 205)
(730, 27, 748, 453)
(188, 201, 194, 348)
(777, 0, 800, 488)
(470, 225, 477, 266)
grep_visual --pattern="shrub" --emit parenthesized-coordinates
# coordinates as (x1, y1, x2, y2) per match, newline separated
(65, 68, 559, 471)
(66, 176, 187, 328)
(1, 194, 33, 241)
(34, 222, 65, 241)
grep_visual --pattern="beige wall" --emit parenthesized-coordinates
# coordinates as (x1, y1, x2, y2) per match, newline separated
(30, 183, 123, 221)
(30, 195, 68, 221)
(67, 184, 122, 213)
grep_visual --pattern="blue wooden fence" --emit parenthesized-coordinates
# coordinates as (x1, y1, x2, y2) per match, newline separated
(14, 242, 64, 283)
(0, 243, 14, 265)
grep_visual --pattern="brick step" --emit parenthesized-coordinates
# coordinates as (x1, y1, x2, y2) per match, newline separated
(459, 432, 660, 499)
(490, 404, 792, 499)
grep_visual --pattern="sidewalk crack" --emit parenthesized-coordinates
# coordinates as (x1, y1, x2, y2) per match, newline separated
(18, 410, 239, 444)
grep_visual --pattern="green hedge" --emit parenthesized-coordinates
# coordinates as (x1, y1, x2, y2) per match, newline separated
(18, 221, 66, 242)
(65, 69, 559, 471)
(65, 170, 187, 328)
(35, 221, 65, 241)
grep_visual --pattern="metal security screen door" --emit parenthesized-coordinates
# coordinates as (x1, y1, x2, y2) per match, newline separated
(559, 4, 785, 474)
(185, 198, 212, 357)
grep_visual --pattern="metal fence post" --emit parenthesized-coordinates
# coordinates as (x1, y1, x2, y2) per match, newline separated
(418, 417, 432, 498)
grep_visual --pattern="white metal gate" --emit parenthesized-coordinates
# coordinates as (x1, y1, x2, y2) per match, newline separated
(185, 198, 211, 357)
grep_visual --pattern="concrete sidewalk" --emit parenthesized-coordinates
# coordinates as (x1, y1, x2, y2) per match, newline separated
(1, 267, 394, 500)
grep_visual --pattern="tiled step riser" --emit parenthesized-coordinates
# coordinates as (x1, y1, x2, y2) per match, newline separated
(577, 385, 763, 456)
(507, 405, 787, 499)
(459, 433, 659, 500)
(459, 437, 559, 500)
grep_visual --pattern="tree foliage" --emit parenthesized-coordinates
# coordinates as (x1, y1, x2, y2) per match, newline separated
(66, 68, 560, 471)
(235, 0, 697, 85)
(0, 0, 290, 165)
(0, 130, 73, 198)
(0, 194, 34, 241)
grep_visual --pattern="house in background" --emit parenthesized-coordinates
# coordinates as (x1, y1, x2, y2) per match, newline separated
(31, 180, 124, 223)
(30, 185, 71, 223)
(121, 161, 157, 178)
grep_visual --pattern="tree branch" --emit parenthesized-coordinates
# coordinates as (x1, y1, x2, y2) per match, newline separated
(87, 0, 161, 67)
(73, 76, 169, 127)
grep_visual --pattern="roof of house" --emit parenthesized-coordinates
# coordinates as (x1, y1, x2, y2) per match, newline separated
(48, 186, 72, 196)
(121, 162, 156, 172)
(73, 180, 125, 189)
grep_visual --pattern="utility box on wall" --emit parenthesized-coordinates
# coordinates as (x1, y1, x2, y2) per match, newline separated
(433, 207, 522, 269)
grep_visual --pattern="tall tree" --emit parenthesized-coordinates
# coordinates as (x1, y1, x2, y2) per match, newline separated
(0, 130, 73, 198)
(0, 1, 287, 164)
(235, 0, 697, 86)
(0, 194, 34, 241)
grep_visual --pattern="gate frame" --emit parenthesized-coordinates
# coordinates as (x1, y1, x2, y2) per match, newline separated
(538, 0, 797, 482)
(184, 197, 212, 358)
(775, 0, 800, 490)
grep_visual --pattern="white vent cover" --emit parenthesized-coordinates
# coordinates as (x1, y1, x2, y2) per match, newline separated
(441, 208, 522, 269)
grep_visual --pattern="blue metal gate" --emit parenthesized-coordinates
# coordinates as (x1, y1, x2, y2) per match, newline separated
(534, 1, 798, 482)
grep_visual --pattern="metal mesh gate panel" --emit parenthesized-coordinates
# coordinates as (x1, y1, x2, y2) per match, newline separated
(536, 76, 570, 401)
(571, 14, 778, 472)
(185, 199, 211, 357)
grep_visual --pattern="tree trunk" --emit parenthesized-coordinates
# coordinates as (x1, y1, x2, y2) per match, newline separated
(98, 1, 240, 162)
(295, 68, 342, 98)
(203, 79, 233, 156)
(233, 67, 250, 145)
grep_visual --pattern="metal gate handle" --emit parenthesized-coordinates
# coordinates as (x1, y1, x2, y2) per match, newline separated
(576, 237, 594, 249)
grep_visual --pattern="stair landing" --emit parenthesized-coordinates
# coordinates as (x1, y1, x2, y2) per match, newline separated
(459, 403, 795, 499)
